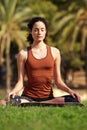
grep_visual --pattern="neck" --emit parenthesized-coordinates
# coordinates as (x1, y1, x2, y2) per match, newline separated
(31, 41, 46, 49)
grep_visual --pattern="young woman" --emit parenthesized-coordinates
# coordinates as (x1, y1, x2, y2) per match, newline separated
(8, 17, 81, 105)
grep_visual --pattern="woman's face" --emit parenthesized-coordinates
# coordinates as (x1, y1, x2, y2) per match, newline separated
(31, 21, 47, 43)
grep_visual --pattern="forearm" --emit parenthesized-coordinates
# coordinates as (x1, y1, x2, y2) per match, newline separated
(11, 81, 23, 94)
(55, 79, 72, 94)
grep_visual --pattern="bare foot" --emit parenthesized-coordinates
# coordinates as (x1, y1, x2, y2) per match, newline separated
(0, 100, 7, 106)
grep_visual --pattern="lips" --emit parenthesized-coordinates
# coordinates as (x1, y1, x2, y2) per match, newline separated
(37, 36, 42, 38)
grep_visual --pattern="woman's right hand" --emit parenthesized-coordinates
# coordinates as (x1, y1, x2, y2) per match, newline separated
(9, 91, 16, 99)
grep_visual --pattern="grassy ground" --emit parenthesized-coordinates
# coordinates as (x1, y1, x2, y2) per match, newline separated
(0, 101, 87, 130)
(0, 89, 87, 130)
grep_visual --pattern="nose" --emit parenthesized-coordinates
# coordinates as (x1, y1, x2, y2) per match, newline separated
(38, 30, 41, 34)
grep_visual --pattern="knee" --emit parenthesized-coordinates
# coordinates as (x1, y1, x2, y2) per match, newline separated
(64, 95, 79, 102)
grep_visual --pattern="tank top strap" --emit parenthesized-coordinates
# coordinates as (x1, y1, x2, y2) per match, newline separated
(27, 46, 31, 52)
(27, 46, 31, 57)
(46, 45, 53, 58)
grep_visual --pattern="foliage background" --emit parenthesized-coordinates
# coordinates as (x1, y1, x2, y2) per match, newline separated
(0, 0, 87, 92)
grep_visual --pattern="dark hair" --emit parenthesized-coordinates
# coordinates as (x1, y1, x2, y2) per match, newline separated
(27, 17, 48, 44)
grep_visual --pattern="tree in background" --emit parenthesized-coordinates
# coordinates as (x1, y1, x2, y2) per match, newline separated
(49, 0, 87, 85)
(0, 0, 33, 93)
(0, 0, 87, 92)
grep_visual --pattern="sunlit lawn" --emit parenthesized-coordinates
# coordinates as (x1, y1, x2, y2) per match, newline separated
(0, 89, 87, 130)
(0, 99, 87, 130)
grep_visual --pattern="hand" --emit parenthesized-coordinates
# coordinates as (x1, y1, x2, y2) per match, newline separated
(9, 91, 16, 99)
(69, 90, 81, 102)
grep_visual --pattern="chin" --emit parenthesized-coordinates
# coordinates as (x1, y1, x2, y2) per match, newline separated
(36, 39, 43, 42)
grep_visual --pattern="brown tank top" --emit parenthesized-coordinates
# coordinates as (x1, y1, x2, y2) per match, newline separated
(24, 45, 55, 99)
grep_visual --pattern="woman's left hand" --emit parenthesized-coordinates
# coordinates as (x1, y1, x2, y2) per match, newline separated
(69, 90, 81, 102)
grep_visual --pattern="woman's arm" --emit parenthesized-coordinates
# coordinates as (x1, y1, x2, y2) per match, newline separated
(9, 49, 27, 97)
(53, 47, 81, 101)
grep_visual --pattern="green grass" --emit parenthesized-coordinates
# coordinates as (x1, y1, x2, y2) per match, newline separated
(0, 102, 87, 130)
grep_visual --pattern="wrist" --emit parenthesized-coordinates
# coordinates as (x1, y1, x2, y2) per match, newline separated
(68, 88, 73, 94)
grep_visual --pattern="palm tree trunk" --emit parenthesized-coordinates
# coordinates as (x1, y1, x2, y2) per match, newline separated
(0, 37, 5, 65)
(0, 43, 2, 65)
(6, 37, 11, 94)
(81, 28, 86, 56)
(81, 28, 87, 87)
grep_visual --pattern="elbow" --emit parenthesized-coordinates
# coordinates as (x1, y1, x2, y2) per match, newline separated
(54, 78, 63, 88)
(55, 79, 60, 86)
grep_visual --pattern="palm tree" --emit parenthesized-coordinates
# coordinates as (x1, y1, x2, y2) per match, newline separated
(51, 0, 87, 55)
(50, 1, 87, 85)
(0, 0, 33, 94)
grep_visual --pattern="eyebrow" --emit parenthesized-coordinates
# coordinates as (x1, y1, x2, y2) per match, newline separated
(34, 27, 45, 29)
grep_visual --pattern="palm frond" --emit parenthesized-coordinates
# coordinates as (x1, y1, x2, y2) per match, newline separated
(7, 0, 17, 21)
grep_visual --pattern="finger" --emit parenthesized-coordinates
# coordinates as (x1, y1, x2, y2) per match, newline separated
(10, 94, 15, 99)
(71, 93, 76, 98)
(77, 96, 81, 102)
(74, 94, 81, 102)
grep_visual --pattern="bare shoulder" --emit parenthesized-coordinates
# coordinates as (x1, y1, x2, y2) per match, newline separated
(17, 48, 27, 61)
(51, 46, 60, 60)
